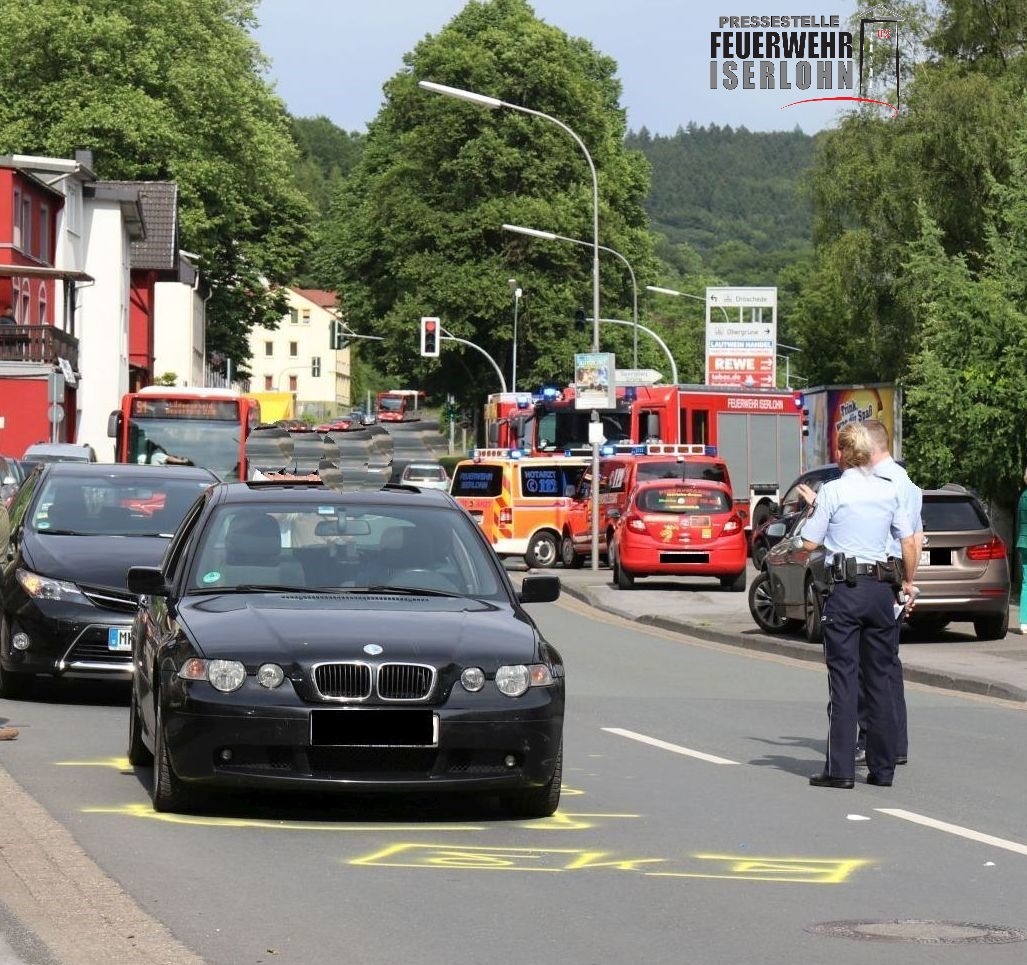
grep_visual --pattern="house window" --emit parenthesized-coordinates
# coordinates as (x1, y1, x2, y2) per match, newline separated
(21, 197, 32, 255)
(311, 356, 321, 377)
(12, 189, 21, 249)
(264, 341, 273, 357)
(289, 341, 298, 358)
(10, 279, 19, 321)
(301, 309, 311, 324)
(65, 182, 81, 234)
(39, 286, 47, 324)
(288, 375, 298, 392)
(39, 205, 50, 263)
(289, 308, 299, 325)
(264, 375, 273, 390)
(20, 284, 30, 324)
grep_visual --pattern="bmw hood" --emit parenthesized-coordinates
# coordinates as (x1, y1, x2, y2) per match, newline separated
(176, 594, 541, 666)
(23, 532, 170, 590)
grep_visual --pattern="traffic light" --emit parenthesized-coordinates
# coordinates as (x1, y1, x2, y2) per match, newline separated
(420, 316, 440, 357)
(574, 307, 587, 331)
(331, 320, 350, 350)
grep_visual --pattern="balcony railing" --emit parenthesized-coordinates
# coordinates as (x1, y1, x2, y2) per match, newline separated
(0, 325, 79, 370)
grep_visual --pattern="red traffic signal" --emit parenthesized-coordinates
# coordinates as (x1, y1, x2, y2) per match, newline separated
(420, 316, 440, 357)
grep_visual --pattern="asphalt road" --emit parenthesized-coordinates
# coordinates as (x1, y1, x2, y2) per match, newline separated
(2, 593, 1027, 964)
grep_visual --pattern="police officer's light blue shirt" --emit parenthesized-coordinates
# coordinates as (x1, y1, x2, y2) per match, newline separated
(874, 455, 922, 559)
(802, 467, 913, 563)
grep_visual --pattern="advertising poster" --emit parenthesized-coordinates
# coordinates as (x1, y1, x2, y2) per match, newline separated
(574, 353, 616, 410)
(802, 384, 898, 468)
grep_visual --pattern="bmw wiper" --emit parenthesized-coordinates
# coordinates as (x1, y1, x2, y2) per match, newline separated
(36, 528, 81, 536)
(189, 584, 313, 595)
(356, 584, 466, 598)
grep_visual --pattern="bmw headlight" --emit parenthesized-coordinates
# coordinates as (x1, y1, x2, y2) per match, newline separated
(257, 663, 285, 689)
(16, 569, 91, 605)
(495, 663, 554, 697)
(178, 658, 246, 692)
(460, 667, 485, 692)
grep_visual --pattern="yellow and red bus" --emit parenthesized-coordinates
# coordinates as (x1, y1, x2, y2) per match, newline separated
(108, 387, 261, 481)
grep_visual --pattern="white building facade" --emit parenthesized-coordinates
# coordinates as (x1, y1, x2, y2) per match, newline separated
(247, 288, 351, 418)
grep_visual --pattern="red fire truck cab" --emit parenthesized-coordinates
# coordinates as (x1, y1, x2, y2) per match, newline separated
(485, 384, 803, 545)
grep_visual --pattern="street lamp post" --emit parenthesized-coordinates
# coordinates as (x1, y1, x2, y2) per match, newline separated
(418, 81, 601, 353)
(508, 278, 522, 391)
(503, 223, 638, 367)
(646, 284, 731, 323)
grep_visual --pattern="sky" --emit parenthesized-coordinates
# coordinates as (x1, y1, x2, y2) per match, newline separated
(251, 0, 875, 137)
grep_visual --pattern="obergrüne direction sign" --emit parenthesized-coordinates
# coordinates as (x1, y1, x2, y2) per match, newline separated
(615, 368, 663, 386)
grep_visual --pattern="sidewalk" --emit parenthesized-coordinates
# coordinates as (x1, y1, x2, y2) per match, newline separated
(522, 565, 1027, 704)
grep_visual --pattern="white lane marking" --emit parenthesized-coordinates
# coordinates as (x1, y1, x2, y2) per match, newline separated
(878, 808, 1027, 856)
(602, 727, 739, 765)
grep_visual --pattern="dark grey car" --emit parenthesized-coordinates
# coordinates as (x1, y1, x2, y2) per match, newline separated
(748, 485, 1010, 643)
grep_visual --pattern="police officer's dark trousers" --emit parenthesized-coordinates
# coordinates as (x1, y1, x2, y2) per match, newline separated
(857, 630, 908, 758)
(821, 576, 900, 782)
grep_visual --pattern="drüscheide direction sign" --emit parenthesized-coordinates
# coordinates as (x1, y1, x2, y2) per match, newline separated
(615, 368, 663, 386)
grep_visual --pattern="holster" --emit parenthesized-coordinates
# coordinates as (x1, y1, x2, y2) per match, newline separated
(879, 558, 904, 586)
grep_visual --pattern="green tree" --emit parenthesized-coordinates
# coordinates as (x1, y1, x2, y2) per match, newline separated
(903, 124, 1027, 514)
(314, 0, 654, 409)
(0, 0, 314, 376)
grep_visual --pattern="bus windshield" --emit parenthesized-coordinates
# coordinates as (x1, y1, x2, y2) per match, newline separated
(378, 396, 404, 413)
(128, 418, 241, 481)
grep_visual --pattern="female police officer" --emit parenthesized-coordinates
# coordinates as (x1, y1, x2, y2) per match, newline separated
(797, 422, 917, 789)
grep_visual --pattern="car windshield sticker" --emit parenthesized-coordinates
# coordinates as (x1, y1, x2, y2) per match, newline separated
(318, 505, 336, 514)
(203, 571, 222, 584)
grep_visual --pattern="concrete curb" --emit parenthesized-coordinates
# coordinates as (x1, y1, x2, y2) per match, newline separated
(560, 583, 1027, 704)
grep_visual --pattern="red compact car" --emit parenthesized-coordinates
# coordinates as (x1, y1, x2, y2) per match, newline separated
(610, 479, 747, 591)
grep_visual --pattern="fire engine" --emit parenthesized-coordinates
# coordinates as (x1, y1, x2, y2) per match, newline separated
(484, 384, 804, 536)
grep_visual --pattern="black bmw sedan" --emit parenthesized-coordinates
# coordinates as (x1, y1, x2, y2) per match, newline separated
(126, 480, 565, 816)
(0, 463, 217, 698)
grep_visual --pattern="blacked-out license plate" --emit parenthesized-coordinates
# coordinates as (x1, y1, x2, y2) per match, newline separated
(310, 709, 439, 747)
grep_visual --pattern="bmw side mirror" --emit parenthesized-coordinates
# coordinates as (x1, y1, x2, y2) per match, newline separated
(127, 566, 169, 597)
(518, 575, 561, 604)
(766, 522, 787, 538)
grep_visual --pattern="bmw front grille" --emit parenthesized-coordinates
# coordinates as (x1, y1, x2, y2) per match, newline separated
(311, 662, 436, 702)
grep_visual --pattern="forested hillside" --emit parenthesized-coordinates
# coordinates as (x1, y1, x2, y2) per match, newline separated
(627, 123, 816, 281)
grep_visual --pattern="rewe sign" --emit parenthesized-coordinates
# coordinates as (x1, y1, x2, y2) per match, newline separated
(705, 287, 778, 387)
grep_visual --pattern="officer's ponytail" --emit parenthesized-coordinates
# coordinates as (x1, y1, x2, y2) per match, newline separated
(837, 423, 874, 470)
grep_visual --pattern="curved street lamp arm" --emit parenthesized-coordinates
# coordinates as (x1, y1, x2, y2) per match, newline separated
(593, 317, 679, 385)
(439, 329, 507, 393)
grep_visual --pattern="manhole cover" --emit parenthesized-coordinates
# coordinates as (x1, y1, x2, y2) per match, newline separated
(806, 920, 1027, 944)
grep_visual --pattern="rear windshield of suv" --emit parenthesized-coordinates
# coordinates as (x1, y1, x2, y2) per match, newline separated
(450, 465, 504, 497)
(922, 496, 990, 531)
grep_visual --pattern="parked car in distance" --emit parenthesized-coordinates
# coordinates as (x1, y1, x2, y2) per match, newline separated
(126, 479, 565, 815)
(748, 464, 841, 567)
(749, 485, 1010, 642)
(22, 442, 98, 465)
(400, 462, 450, 491)
(0, 463, 217, 698)
(314, 418, 352, 433)
(609, 478, 747, 591)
